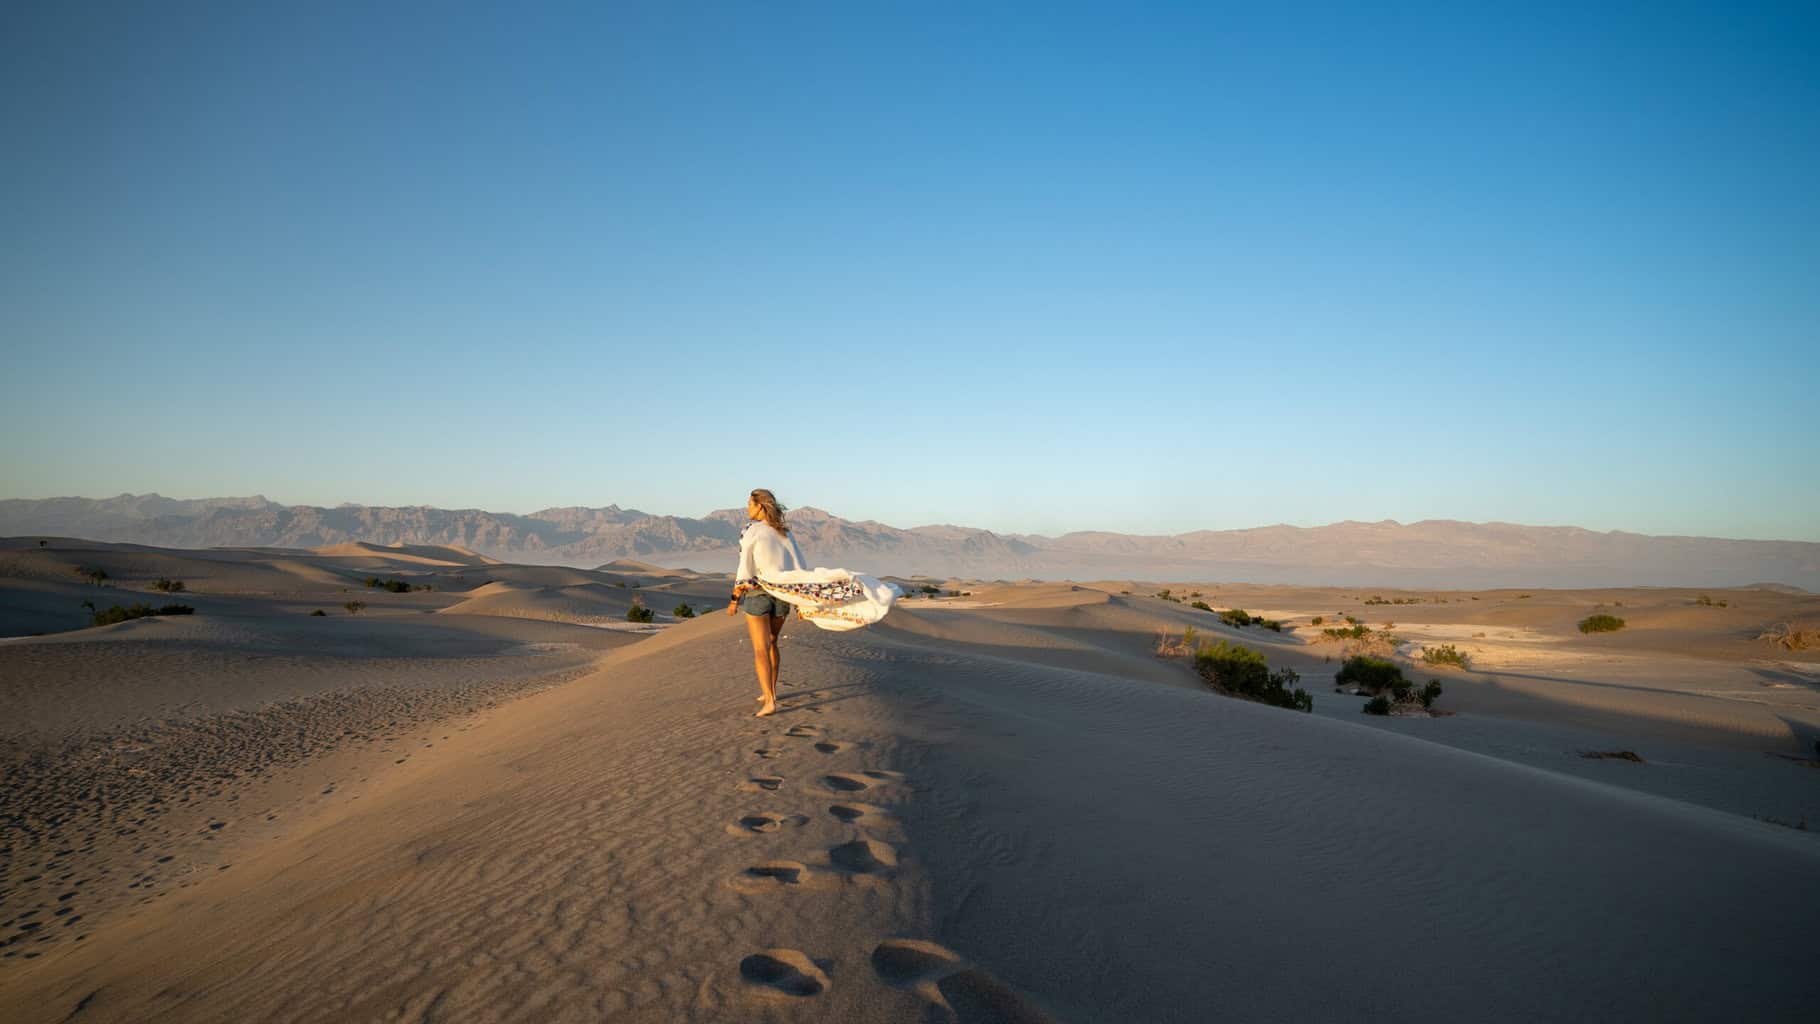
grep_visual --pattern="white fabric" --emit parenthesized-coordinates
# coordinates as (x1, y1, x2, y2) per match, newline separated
(734, 520, 900, 632)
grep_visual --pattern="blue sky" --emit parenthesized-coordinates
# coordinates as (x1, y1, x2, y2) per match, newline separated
(3, 2, 1816, 540)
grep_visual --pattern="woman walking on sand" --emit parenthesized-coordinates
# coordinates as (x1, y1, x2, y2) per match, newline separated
(726, 488, 900, 717)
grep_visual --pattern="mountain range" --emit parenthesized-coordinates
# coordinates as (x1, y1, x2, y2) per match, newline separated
(2, 493, 1815, 590)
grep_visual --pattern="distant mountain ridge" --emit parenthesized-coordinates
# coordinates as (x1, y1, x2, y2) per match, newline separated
(2, 493, 1815, 590)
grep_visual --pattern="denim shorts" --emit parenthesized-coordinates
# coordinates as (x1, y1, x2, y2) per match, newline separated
(739, 590, 792, 618)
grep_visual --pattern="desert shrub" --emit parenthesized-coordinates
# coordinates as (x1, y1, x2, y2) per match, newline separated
(1517, 593, 1533, 599)
(1335, 655, 1406, 693)
(1578, 614, 1625, 634)
(1260, 619, 1283, 632)
(1219, 608, 1253, 628)
(1344, 615, 1361, 625)
(1322, 624, 1371, 641)
(1193, 640, 1312, 712)
(77, 566, 109, 585)
(344, 600, 366, 614)
(1189, 591, 1202, 598)
(1181, 625, 1198, 650)
(673, 603, 695, 618)
(89, 603, 193, 627)
(1694, 594, 1728, 608)
(152, 578, 185, 593)
(1311, 616, 1325, 626)
(1156, 629, 1192, 657)
(1421, 644, 1469, 668)
(1190, 600, 1213, 612)
(309, 609, 327, 616)
(1156, 589, 1173, 600)
(920, 585, 940, 596)
(1420, 680, 1444, 708)
(626, 599, 654, 623)
(1363, 695, 1391, 715)
(1758, 624, 1815, 651)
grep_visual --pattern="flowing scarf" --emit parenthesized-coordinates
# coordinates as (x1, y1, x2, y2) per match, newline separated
(737, 568, 901, 631)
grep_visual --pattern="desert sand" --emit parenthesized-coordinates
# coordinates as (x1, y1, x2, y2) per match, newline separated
(2, 540, 1818, 1021)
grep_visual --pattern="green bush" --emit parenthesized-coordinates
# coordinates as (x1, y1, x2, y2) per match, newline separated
(1219, 608, 1253, 628)
(1420, 680, 1444, 708)
(89, 603, 193, 627)
(344, 601, 366, 615)
(1335, 655, 1406, 693)
(626, 601, 654, 623)
(1322, 624, 1371, 640)
(363, 577, 420, 593)
(1190, 600, 1213, 612)
(1260, 619, 1283, 632)
(77, 566, 109, 585)
(1578, 614, 1625, 634)
(1193, 640, 1313, 712)
(1695, 594, 1727, 608)
(673, 603, 695, 618)
(152, 578, 185, 593)
(1311, 616, 1324, 626)
(1420, 644, 1469, 668)
(1363, 695, 1391, 715)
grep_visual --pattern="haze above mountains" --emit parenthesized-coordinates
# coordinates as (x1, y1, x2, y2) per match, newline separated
(2, 493, 1815, 590)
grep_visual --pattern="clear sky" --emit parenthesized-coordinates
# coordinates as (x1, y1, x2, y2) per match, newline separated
(3, 2, 1816, 540)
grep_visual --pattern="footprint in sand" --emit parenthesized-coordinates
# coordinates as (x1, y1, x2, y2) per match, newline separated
(935, 969, 1056, 1023)
(727, 812, 809, 836)
(784, 724, 823, 738)
(819, 773, 873, 793)
(869, 940, 1057, 1023)
(870, 938, 963, 986)
(812, 740, 851, 754)
(739, 775, 785, 793)
(739, 949, 830, 997)
(736, 861, 809, 886)
(828, 802, 893, 826)
(752, 748, 785, 759)
(828, 838, 898, 875)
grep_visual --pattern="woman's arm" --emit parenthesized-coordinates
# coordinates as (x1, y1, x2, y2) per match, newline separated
(732, 526, 756, 595)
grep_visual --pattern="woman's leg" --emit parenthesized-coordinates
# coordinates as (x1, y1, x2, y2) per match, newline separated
(768, 612, 785, 691)
(745, 612, 778, 715)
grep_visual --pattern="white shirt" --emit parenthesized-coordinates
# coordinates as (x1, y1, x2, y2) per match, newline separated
(735, 520, 808, 585)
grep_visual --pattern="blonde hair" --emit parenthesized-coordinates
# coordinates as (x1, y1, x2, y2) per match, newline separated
(749, 488, 789, 535)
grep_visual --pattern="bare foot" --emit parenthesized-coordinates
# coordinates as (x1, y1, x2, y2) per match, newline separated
(755, 702, 778, 717)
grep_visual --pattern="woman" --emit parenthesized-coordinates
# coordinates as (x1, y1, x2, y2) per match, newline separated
(726, 489, 808, 716)
(727, 488, 902, 717)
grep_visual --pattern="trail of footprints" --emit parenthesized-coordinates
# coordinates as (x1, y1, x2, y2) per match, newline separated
(728, 692, 1056, 1020)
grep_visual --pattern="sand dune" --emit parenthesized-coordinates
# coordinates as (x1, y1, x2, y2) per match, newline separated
(437, 582, 661, 624)
(310, 541, 502, 566)
(3, 545, 1818, 1021)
